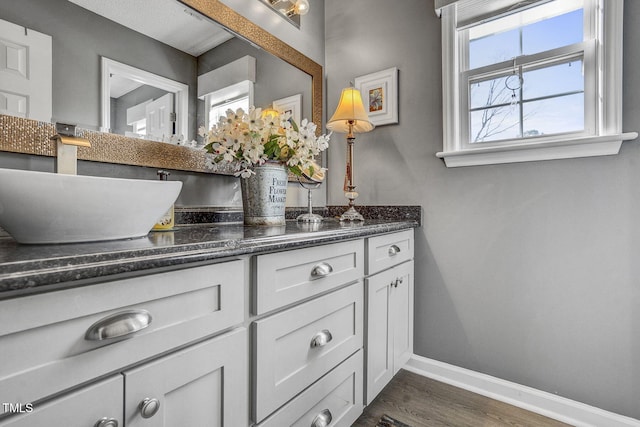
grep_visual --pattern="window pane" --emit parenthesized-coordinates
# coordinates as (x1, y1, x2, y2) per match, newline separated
(522, 10, 583, 56)
(469, 29, 519, 70)
(470, 75, 517, 110)
(470, 105, 520, 143)
(468, 0, 583, 70)
(523, 93, 584, 136)
(523, 60, 584, 100)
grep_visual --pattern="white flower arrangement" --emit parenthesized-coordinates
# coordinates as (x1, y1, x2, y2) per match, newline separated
(200, 107, 330, 178)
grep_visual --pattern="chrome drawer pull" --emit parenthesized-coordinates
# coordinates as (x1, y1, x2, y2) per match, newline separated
(85, 309, 152, 341)
(388, 244, 401, 256)
(94, 418, 119, 427)
(310, 329, 333, 348)
(310, 262, 333, 279)
(311, 409, 333, 427)
(139, 397, 160, 418)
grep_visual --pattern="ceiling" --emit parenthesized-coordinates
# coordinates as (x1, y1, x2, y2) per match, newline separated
(68, 0, 234, 98)
(68, 0, 234, 57)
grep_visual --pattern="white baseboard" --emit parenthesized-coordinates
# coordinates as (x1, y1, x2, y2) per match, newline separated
(405, 355, 640, 427)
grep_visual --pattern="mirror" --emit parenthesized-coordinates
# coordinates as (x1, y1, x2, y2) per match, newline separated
(102, 57, 190, 142)
(0, 0, 322, 174)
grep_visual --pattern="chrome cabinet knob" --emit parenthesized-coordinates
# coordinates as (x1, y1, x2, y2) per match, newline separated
(139, 397, 160, 418)
(94, 418, 118, 427)
(392, 277, 404, 288)
(310, 329, 333, 348)
(311, 409, 333, 427)
(85, 309, 152, 341)
(388, 244, 401, 256)
(310, 262, 333, 279)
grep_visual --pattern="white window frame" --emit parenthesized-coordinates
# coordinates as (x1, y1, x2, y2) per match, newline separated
(436, 0, 637, 167)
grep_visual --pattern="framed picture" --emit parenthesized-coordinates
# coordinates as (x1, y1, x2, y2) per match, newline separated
(354, 67, 398, 126)
(273, 93, 302, 125)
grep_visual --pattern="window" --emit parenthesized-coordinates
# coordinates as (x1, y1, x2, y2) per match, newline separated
(131, 119, 147, 137)
(208, 95, 250, 129)
(436, 0, 636, 167)
(201, 80, 253, 132)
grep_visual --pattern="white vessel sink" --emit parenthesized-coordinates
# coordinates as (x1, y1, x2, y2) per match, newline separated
(0, 168, 182, 244)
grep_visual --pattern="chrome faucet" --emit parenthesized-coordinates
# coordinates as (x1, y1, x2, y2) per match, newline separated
(50, 123, 91, 175)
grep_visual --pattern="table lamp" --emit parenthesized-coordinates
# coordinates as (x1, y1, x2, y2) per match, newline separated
(326, 87, 374, 221)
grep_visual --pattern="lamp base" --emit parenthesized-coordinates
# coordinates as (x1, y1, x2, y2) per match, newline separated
(340, 206, 364, 222)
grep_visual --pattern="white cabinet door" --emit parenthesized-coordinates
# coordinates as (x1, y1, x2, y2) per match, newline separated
(124, 328, 247, 427)
(365, 268, 394, 403)
(365, 260, 414, 404)
(0, 375, 123, 427)
(0, 18, 52, 122)
(391, 260, 414, 374)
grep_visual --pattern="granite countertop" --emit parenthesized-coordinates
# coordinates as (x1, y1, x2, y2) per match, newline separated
(0, 218, 418, 299)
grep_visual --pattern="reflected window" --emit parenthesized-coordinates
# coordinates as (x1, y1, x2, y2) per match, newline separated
(202, 80, 254, 131)
(208, 95, 250, 127)
(131, 119, 147, 137)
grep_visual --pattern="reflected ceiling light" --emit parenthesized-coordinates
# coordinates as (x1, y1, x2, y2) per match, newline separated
(290, 0, 310, 16)
(266, 0, 310, 19)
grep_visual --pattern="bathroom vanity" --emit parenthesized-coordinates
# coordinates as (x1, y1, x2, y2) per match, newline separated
(0, 219, 416, 426)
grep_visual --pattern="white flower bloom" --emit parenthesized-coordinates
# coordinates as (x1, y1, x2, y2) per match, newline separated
(237, 168, 255, 178)
(201, 105, 331, 178)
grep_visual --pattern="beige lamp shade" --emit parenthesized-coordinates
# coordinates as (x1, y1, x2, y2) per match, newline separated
(261, 107, 280, 119)
(326, 87, 375, 133)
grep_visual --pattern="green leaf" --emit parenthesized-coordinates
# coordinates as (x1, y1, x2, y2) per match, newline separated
(264, 139, 278, 157)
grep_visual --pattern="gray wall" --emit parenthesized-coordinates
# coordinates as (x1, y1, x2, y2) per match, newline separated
(197, 38, 312, 131)
(325, 0, 640, 420)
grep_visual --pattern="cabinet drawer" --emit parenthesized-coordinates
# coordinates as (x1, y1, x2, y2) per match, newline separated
(0, 260, 245, 413)
(0, 375, 123, 427)
(366, 229, 414, 275)
(254, 239, 364, 314)
(258, 350, 364, 427)
(253, 282, 363, 422)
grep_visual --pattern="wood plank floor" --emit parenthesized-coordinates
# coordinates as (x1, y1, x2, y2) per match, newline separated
(352, 370, 573, 427)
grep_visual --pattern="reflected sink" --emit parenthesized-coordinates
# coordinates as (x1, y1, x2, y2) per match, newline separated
(0, 168, 182, 244)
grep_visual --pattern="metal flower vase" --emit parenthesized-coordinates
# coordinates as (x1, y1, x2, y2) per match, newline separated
(241, 161, 288, 226)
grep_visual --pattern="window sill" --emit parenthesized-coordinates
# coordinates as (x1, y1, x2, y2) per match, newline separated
(436, 133, 638, 167)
